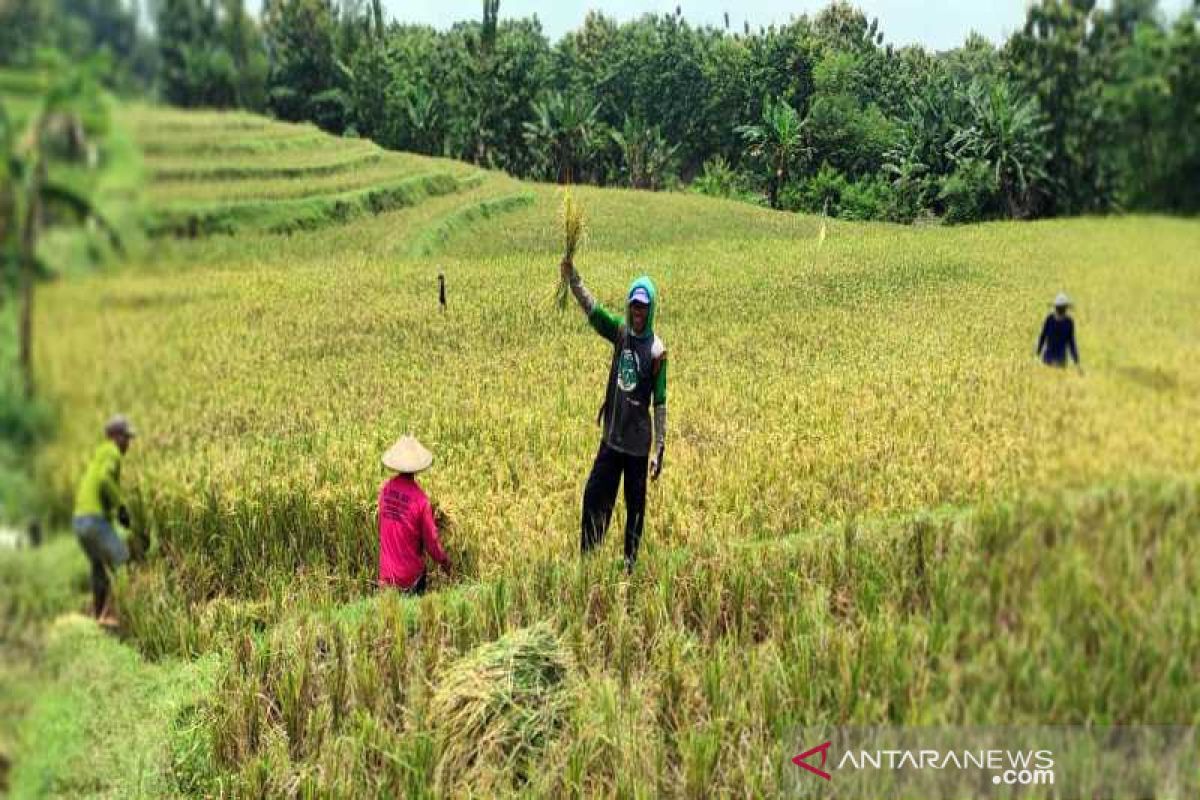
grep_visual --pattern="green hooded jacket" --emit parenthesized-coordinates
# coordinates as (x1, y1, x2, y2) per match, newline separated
(588, 276, 667, 456)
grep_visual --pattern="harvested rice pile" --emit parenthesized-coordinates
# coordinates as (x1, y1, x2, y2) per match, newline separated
(430, 622, 574, 792)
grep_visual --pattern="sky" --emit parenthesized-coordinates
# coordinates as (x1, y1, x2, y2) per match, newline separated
(292, 1, 1194, 52)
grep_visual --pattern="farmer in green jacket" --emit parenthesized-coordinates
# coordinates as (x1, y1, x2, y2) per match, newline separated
(561, 257, 667, 572)
(73, 414, 136, 623)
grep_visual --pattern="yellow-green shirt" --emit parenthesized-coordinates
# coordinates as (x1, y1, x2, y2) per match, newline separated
(73, 441, 124, 521)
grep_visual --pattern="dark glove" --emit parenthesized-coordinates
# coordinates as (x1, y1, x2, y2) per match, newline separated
(117, 506, 132, 528)
(650, 448, 664, 481)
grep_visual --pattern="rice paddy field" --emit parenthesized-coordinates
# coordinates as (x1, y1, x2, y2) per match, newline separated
(6, 102, 1200, 797)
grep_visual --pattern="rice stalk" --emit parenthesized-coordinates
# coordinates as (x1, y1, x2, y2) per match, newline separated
(557, 188, 585, 309)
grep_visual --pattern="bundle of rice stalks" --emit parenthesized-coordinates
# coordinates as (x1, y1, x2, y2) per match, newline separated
(556, 188, 585, 308)
(430, 622, 574, 792)
(431, 498, 454, 532)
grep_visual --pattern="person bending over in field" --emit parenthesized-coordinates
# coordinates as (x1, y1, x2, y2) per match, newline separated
(378, 435, 451, 595)
(561, 256, 667, 573)
(1036, 293, 1081, 369)
(73, 414, 136, 625)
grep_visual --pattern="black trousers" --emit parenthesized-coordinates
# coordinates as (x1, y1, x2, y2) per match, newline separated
(403, 571, 427, 596)
(581, 442, 648, 566)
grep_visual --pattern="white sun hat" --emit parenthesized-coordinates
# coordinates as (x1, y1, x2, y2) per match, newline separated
(1052, 292, 1072, 307)
(381, 435, 434, 473)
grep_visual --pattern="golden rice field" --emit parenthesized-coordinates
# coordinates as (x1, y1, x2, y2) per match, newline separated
(35, 116, 1200, 593)
(13, 104, 1200, 796)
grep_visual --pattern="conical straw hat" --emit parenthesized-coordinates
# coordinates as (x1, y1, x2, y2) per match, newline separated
(381, 435, 433, 473)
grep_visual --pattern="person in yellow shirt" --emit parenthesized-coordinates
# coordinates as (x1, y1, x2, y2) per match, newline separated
(73, 414, 136, 623)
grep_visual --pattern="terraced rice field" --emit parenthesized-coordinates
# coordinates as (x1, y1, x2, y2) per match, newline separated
(14, 103, 1200, 797)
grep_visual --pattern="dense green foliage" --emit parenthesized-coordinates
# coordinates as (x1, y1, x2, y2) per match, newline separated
(0, 0, 155, 92)
(4, 1, 1198, 222)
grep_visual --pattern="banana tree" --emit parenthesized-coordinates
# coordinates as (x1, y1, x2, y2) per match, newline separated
(611, 116, 679, 191)
(1, 64, 122, 398)
(947, 81, 1052, 219)
(735, 98, 811, 210)
(522, 92, 601, 185)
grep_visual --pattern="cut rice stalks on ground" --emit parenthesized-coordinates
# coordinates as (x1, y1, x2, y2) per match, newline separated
(430, 622, 574, 793)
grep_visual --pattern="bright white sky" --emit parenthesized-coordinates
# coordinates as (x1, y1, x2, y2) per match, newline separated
(268, 1, 1193, 52)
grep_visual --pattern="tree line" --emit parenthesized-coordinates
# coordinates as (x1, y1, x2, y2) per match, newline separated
(3, 0, 1198, 222)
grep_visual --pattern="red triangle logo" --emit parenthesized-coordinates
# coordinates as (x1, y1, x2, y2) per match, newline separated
(792, 741, 833, 781)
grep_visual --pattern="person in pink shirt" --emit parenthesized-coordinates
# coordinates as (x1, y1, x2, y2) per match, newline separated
(378, 435, 451, 594)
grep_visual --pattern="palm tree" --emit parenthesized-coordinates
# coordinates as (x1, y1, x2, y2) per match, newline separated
(948, 81, 1052, 219)
(735, 98, 811, 210)
(464, 0, 501, 164)
(1, 63, 121, 398)
(522, 92, 601, 184)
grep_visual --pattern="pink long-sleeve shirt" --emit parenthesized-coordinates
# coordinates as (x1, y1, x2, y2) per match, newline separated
(378, 474, 448, 589)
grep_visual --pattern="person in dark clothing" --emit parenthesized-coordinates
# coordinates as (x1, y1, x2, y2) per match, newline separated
(561, 257, 667, 573)
(1037, 293, 1081, 368)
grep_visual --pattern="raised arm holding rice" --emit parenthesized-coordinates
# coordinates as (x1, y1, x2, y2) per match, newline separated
(561, 256, 667, 573)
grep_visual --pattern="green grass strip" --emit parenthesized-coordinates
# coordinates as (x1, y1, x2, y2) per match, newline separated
(143, 172, 474, 238)
(140, 132, 330, 157)
(151, 151, 384, 182)
(5, 615, 221, 799)
(407, 191, 537, 257)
